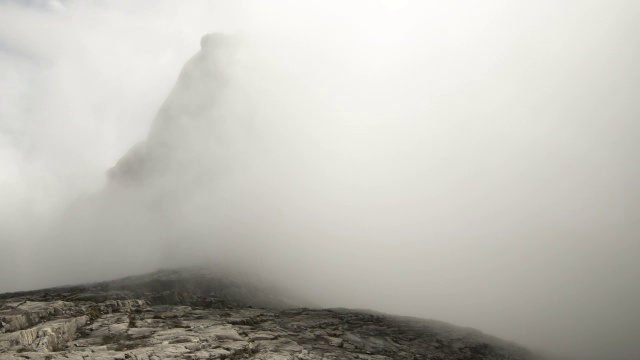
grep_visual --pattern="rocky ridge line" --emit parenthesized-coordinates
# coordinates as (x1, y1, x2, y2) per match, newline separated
(0, 267, 541, 359)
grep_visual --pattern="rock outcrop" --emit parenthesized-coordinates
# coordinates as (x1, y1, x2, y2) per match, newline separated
(107, 33, 243, 186)
(0, 267, 542, 359)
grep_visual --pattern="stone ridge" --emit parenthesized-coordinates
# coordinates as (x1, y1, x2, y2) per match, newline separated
(0, 268, 541, 359)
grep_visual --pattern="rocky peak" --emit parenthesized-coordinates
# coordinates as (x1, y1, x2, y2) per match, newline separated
(107, 33, 242, 186)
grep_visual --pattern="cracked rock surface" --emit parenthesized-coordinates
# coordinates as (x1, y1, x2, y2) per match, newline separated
(1, 268, 541, 359)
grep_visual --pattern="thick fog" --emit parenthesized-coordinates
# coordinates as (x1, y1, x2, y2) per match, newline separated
(1, 1, 639, 359)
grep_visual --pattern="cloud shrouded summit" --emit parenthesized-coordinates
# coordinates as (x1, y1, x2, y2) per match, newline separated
(1, 2, 640, 360)
(108, 33, 243, 185)
(40, 33, 265, 281)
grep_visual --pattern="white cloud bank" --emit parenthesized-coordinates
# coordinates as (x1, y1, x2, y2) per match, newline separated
(1, 1, 640, 360)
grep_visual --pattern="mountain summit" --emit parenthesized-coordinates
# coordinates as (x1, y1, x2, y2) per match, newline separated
(108, 33, 243, 185)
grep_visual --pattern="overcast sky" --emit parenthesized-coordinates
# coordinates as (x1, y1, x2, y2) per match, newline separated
(1, 1, 639, 360)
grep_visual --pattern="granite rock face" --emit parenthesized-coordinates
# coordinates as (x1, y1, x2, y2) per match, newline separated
(0, 267, 541, 360)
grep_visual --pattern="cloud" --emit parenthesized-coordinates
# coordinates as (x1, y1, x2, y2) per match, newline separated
(1, 2, 640, 360)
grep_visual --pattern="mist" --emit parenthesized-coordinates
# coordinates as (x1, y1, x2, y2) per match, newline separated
(1, 1, 640, 359)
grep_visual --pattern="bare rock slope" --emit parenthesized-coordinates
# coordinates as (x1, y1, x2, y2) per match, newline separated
(0, 267, 540, 360)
